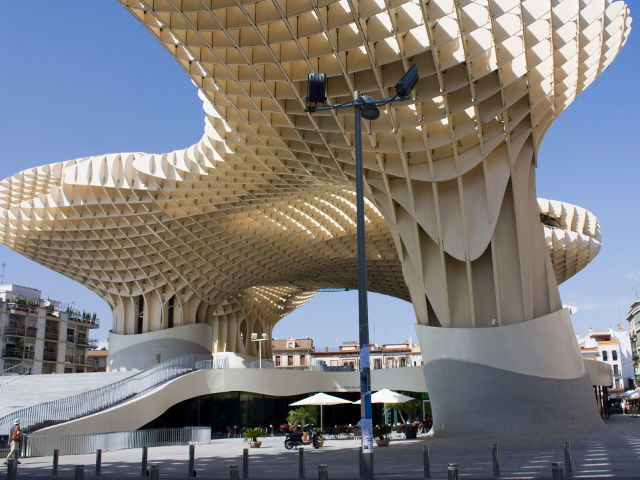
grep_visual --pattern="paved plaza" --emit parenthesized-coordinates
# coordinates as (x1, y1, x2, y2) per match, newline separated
(6, 416, 640, 479)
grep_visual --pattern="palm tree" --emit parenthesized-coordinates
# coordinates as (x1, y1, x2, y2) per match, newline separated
(287, 406, 318, 427)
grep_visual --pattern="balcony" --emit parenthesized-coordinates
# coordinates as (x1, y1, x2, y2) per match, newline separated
(66, 335, 75, 343)
(45, 331, 59, 341)
(24, 350, 34, 360)
(3, 326, 25, 337)
(43, 351, 57, 362)
(77, 336, 90, 346)
(2, 348, 23, 359)
(67, 312, 100, 328)
(26, 327, 37, 338)
(7, 302, 38, 314)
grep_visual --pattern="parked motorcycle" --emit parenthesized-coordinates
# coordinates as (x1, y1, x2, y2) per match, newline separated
(284, 425, 321, 449)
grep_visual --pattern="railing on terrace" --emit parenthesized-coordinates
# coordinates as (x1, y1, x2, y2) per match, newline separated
(24, 427, 211, 457)
(0, 363, 25, 376)
(44, 331, 59, 341)
(43, 352, 57, 362)
(7, 303, 38, 314)
(4, 326, 25, 336)
(0, 354, 211, 436)
(2, 348, 24, 359)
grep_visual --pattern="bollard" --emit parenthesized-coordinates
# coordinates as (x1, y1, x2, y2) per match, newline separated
(242, 447, 249, 479)
(53, 448, 59, 476)
(188, 444, 196, 477)
(96, 449, 102, 477)
(492, 443, 500, 477)
(423, 444, 430, 479)
(7, 458, 17, 480)
(298, 447, 305, 480)
(141, 446, 148, 477)
(564, 441, 572, 476)
(552, 461, 564, 480)
(318, 464, 328, 480)
(447, 463, 458, 480)
(230, 464, 240, 480)
(149, 464, 160, 480)
(75, 465, 85, 480)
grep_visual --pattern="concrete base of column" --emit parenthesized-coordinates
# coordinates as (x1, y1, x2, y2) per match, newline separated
(416, 309, 603, 436)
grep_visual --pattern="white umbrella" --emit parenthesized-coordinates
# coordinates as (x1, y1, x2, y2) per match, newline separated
(289, 392, 352, 428)
(626, 390, 640, 400)
(352, 388, 415, 404)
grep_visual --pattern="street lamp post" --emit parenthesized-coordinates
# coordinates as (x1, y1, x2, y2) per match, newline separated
(251, 332, 269, 369)
(305, 66, 419, 480)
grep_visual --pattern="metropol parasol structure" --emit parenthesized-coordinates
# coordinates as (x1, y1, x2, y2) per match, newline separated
(0, 0, 631, 434)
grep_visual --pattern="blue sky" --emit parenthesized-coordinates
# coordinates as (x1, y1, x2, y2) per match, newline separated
(0, 2, 638, 346)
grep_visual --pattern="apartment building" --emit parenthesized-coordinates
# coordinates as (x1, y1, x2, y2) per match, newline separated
(87, 349, 108, 372)
(312, 339, 422, 370)
(0, 284, 99, 375)
(626, 300, 640, 387)
(577, 326, 633, 392)
(272, 337, 313, 368)
(272, 337, 422, 371)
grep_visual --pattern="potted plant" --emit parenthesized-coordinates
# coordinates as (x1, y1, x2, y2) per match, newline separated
(403, 422, 418, 440)
(314, 427, 325, 447)
(373, 425, 391, 446)
(244, 427, 265, 448)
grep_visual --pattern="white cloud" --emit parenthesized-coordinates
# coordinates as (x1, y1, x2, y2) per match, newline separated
(566, 297, 629, 312)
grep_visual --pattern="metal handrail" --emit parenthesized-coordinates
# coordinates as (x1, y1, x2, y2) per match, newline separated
(25, 427, 211, 457)
(0, 363, 25, 376)
(0, 354, 211, 435)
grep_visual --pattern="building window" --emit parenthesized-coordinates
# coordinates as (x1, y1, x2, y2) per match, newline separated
(614, 365, 619, 375)
(374, 359, 382, 369)
(287, 341, 296, 348)
(612, 350, 618, 361)
(275, 356, 280, 366)
(386, 358, 394, 368)
(288, 355, 293, 366)
(399, 358, 406, 367)
(602, 351, 608, 361)
(300, 355, 306, 366)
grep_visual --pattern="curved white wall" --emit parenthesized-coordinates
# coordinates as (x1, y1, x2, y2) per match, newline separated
(108, 324, 212, 371)
(35, 367, 427, 436)
(417, 309, 585, 379)
(415, 310, 603, 436)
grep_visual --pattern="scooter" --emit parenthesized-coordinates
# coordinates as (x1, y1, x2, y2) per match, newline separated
(284, 425, 321, 449)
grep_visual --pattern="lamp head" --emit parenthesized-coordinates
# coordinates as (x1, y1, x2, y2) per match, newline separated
(306, 73, 327, 106)
(360, 96, 380, 120)
(251, 332, 258, 341)
(395, 64, 419, 98)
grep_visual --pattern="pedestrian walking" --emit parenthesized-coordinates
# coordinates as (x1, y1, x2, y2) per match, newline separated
(4, 419, 21, 465)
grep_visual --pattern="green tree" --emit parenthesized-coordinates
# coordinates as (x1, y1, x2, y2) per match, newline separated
(287, 406, 318, 426)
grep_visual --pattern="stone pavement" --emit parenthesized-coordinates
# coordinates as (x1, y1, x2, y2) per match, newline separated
(7, 416, 640, 479)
